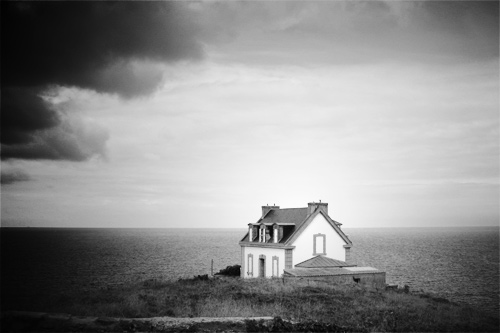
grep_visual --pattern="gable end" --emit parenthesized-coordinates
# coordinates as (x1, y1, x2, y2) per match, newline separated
(285, 209, 352, 246)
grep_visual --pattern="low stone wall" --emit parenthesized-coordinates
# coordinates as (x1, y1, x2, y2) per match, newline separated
(0, 311, 276, 332)
(284, 271, 386, 289)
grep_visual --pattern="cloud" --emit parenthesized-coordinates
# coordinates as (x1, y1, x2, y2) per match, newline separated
(2, 111, 109, 161)
(197, 0, 498, 66)
(1, 168, 31, 185)
(1, 1, 203, 161)
(1, 87, 60, 145)
(2, 1, 202, 93)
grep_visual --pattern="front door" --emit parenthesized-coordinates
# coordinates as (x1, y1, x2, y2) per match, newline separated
(259, 258, 265, 277)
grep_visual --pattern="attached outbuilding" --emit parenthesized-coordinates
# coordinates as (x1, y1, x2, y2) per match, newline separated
(284, 266, 386, 289)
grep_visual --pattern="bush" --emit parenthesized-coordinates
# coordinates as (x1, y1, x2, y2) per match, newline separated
(215, 264, 241, 276)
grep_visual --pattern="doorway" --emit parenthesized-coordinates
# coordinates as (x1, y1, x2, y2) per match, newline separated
(259, 257, 265, 277)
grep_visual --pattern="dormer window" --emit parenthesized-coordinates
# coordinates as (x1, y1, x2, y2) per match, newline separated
(259, 225, 266, 242)
(272, 224, 279, 243)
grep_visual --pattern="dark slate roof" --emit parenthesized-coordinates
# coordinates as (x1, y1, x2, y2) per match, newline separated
(240, 232, 256, 242)
(295, 255, 356, 268)
(260, 208, 308, 226)
(284, 267, 381, 277)
(279, 225, 296, 243)
(240, 205, 351, 245)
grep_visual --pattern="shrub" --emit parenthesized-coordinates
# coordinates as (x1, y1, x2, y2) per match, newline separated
(215, 264, 241, 276)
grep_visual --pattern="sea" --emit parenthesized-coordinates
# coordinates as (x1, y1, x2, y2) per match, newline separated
(1, 227, 498, 317)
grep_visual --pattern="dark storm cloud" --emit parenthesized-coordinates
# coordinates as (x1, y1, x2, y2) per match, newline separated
(1, 87, 60, 145)
(1, 112, 110, 161)
(2, 1, 202, 93)
(1, 1, 203, 160)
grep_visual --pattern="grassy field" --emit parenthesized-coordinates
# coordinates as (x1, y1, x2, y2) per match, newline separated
(2, 276, 499, 332)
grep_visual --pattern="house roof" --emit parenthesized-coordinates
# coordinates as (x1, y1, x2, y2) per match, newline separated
(260, 208, 308, 226)
(295, 255, 356, 268)
(284, 267, 381, 277)
(250, 223, 296, 226)
(239, 204, 352, 246)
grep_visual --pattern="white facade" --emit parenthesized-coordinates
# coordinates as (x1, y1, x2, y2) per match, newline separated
(241, 246, 285, 278)
(292, 214, 347, 267)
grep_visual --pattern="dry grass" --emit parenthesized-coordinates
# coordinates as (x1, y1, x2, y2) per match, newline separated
(2, 277, 498, 332)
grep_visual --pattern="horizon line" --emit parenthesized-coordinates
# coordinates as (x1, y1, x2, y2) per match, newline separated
(1, 225, 498, 229)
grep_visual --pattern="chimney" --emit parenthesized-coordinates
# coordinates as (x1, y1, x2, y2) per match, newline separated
(308, 201, 328, 215)
(344, 245, 352, 265)
(262, 204, 279, 217)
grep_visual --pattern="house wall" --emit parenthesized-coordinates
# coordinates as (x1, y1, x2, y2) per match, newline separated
(292, 213, 347, 267)
(241, 246, 285, 279)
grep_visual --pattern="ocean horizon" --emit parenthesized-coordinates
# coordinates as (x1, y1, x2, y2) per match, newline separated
(1, 226, 498, 317)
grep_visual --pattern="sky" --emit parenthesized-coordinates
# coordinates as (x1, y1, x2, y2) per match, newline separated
(1, 0, 498, 228)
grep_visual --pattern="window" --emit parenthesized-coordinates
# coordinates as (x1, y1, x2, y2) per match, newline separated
(259, 226, 266, 242)
(272, 256, 279, 277)
(313, 233, 326, 255)
(247, 254, 253, 276)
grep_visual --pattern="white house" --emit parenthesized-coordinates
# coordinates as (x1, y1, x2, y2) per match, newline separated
(239, 202, 354, 278)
